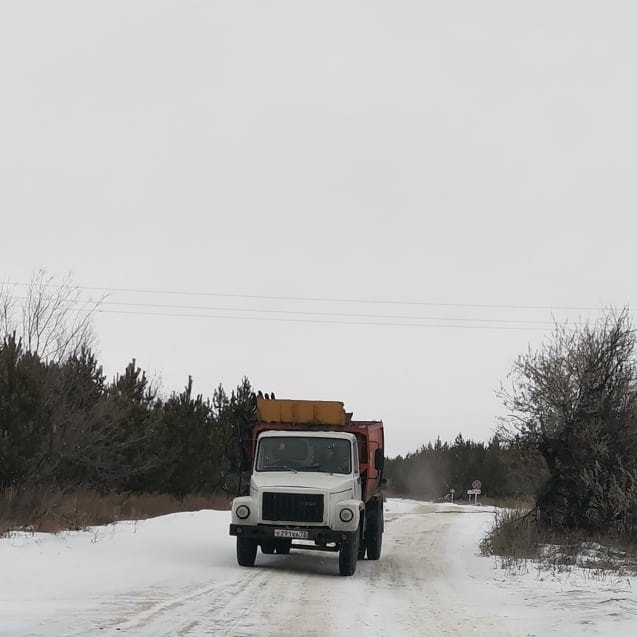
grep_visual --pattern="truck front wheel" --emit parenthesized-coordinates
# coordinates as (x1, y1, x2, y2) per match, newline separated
(338, 531, 359, 576)
(236, 537, 257, 567)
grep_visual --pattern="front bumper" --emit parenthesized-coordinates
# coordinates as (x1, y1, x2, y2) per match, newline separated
(229, 524, 354, 544)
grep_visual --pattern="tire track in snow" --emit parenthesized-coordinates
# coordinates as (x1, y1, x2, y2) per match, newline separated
(95, 569, 273, 636)
(83, 504, 524, 636)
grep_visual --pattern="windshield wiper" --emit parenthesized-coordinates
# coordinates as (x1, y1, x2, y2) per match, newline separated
(268, 464, 298, 473)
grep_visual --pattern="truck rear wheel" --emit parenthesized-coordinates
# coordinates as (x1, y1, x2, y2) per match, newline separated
(237, 537, 257, 567)
(366, 523, 382, 560)
(338, 531, 359, 576)
(366, 499, 384, 560)
(357, 518, 366, 560)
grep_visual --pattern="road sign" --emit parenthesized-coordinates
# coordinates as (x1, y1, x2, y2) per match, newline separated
(472, 480, 482, 490)
(467, 487, 481, 504)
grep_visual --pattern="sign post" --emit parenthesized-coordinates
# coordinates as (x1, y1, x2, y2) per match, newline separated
(467, 480, 482, 505)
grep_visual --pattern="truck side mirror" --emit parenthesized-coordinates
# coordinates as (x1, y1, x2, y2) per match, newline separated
(374, 448, 384, 471)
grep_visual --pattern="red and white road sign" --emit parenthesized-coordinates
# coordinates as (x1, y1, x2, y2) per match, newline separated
(472, 480, 482, 490)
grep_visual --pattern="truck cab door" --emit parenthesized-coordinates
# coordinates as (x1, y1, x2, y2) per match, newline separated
(352, 440, 362, 500)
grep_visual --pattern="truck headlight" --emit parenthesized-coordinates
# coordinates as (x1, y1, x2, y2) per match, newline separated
(339, 508, 354, 523)
(236, 505, 250, 520)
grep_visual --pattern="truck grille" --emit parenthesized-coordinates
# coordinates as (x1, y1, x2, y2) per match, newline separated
(262, 492, 324, 523)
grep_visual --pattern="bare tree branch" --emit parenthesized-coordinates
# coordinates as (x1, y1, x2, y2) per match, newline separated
(15, 270, 104, 363)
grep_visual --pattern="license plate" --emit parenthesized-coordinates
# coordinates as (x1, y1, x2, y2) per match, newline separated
(274, 529, 308, 539)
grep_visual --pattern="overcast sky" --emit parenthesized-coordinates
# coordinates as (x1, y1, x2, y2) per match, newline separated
(2, 1, 637, 456)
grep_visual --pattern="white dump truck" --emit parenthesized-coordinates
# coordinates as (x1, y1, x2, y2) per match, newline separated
(229, 398, 385, 576)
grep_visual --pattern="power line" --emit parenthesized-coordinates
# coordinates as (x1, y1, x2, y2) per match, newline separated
(87, 307, 552, 331)
(36, 297, 564, 326)
(6, 281, 623, 313)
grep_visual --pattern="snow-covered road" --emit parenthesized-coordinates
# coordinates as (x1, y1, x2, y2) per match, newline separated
(98, 502, 518, 637)
(1, 500, 635, 636)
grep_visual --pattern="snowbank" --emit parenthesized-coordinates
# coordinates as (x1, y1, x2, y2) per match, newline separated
(444, 503, 637, 636)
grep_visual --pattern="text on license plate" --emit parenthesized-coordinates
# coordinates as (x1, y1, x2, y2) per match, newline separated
(274, 529, 308, 539)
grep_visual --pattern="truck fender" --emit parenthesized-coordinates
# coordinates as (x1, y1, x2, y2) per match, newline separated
(333, 499, 364, 532)
(231, 496, 258, 525)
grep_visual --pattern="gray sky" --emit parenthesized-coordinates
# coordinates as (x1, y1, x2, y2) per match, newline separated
(2, 1, 637, 456)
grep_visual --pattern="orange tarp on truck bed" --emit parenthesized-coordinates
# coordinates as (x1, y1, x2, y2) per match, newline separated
(256, 399, 347, 426)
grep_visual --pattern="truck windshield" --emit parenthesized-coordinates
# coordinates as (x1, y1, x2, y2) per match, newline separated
(256, 437, 352, 474)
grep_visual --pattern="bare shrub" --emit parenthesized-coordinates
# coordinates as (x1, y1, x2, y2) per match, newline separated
(481, 507, 637, 576)
(480, 508, 541, 568)
(498, 309, 637, 535)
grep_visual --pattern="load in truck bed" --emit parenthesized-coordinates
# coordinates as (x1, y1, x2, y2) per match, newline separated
(256, 399, 348, 426)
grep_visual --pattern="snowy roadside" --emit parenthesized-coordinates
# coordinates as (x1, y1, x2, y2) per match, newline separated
(0, 511, 242, 636)
(1, 499, 636, 636)
(443, 503, 637, 636)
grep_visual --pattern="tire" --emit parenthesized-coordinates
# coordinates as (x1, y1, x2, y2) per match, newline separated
(357, 518, 366, 560)
(366, 523, 382, 560)
(338, 531, 359, 576)
(366, 500, 384, 561)
(261, 541, 276, 554)
(236, 537, 257, 567)
(275, 539, 291, 554)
